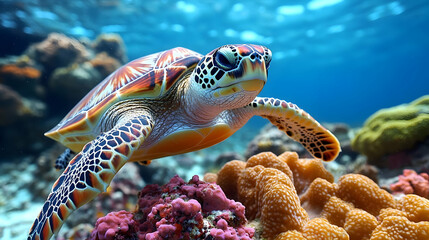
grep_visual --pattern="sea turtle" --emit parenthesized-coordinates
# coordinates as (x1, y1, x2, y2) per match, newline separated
(28, 44, 340, 240)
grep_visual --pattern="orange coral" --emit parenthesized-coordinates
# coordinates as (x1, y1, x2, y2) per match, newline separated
(237, 165, 264, 219)
(275, 230, 306, 240)
(378, 208, 407, 222)
(279, 152, 334, 194)
(0, 64, 41, 80)
(207, 151, 429, 240)
(247, 152, 293, 181)
(258, 168, 308, 238)
(300, 178, 338, 216)
(397, 194, 429, 222)
(216, 160, 245, 200)
(344, 209, 378, 240)
(302, 218, 348, 240)
(203, 172, 217, 183)
(319, 196, 353, 227)
(370, 216, 429, 240)
(337, 174, 396, 216)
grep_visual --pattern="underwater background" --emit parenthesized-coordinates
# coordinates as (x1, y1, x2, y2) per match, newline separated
(0, 0, 429, 239)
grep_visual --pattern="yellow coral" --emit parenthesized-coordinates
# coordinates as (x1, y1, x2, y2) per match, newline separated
(344, 209, 378, 240)
(397, 194, 429, 222)
(275, 230, 306, 240)
(258, 168, 309, 239)
(320, 196, 354, 227)
(237, 165, 264, 219)
(247, 152, 293, 181)
(370, 216, 429, 240)
(216, 160, 245, 200)
(378, 208, 407, 222)
(301, 178, 338, 217)
(203, 172, 217, 183)
(302, 218, 349, 240)
(279, 152, 334, 194)
(207, 151, 429, 240)
(337, 174, 396, 216)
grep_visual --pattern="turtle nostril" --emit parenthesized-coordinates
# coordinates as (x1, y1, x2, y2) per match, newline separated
(250, 53, 256, 60)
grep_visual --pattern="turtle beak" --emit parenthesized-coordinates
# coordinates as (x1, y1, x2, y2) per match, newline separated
(213, 58, 266, 98)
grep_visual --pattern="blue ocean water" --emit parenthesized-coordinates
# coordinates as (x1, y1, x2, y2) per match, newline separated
(1, 0, 428, 125)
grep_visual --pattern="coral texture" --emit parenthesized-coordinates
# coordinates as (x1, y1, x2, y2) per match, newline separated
(91, 175, 254, 240)
(91, 210, 137, 240)
(92, 33, 127, 63)
(49, 62, 102, 102)
(0, 84, 24, 125)
(351, 95, 429, 164)
(26, 32, 88, 69)
(390, 169, 429, 198)
(211, 151, 429, 240)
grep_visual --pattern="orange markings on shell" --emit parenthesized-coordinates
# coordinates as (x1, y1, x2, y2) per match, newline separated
(45, 47, 202, 149)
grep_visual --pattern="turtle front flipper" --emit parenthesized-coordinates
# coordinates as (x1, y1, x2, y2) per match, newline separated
(237, 97, 340, 161)
(28, 114, 153, 240)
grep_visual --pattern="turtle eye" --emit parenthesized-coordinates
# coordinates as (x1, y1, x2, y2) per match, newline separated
(215, 47, 236, 71)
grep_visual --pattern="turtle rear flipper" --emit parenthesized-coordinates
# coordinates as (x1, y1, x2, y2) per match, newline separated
(54, 148, 74, 170)
(235, 97, 341, 161)
(28, 114, 153, 240)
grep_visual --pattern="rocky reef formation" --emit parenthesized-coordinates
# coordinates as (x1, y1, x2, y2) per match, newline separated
(205, 151, 429, 240)
(90, 175, 254, 240)
(352, 95, 429, 168)
(0, 33, 126, 159)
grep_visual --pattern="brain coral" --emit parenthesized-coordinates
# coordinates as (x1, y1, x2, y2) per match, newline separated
(351, 95, 429, 164)
(210, 151, 429, 240)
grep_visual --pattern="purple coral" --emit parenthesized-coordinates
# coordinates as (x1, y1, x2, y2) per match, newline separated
(90, 210, 137, 240)
(90, 175, 254, 240)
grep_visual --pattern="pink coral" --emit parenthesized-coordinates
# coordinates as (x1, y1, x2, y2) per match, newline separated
(92, 175, 254, 240)
(390, 169, 429, 198)
(90, 210, 137, 240)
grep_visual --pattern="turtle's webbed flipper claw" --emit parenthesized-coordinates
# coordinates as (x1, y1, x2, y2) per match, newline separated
(247, 97, 340, 161)
(28, 115, 153, 240)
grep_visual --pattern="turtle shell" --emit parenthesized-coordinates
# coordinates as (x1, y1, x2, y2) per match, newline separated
(46, 47, 203, 152)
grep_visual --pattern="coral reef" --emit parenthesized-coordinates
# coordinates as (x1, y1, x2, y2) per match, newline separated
(92, 33, 127, 63)
(352, 95, 429, 166)
(390, 169, 429, 198)
(26, 33, 89, 71)
(0, 32, 127, 158)
(91, 210, 137, 240)
(89, 52, 121, 78)
(0, 84, 24, 126)
(208, 151, 429, 240)
(90, 175, 254, 240)
(49, 62, 102, 102)
(0, 63, 42, 97)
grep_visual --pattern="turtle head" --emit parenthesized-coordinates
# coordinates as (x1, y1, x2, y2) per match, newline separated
(189, 44, 271, 110)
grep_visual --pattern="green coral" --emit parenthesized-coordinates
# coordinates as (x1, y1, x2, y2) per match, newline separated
(352, 95, 429, 163)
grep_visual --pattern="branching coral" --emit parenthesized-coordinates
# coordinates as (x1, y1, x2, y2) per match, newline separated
(390, 169, 429, 198)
